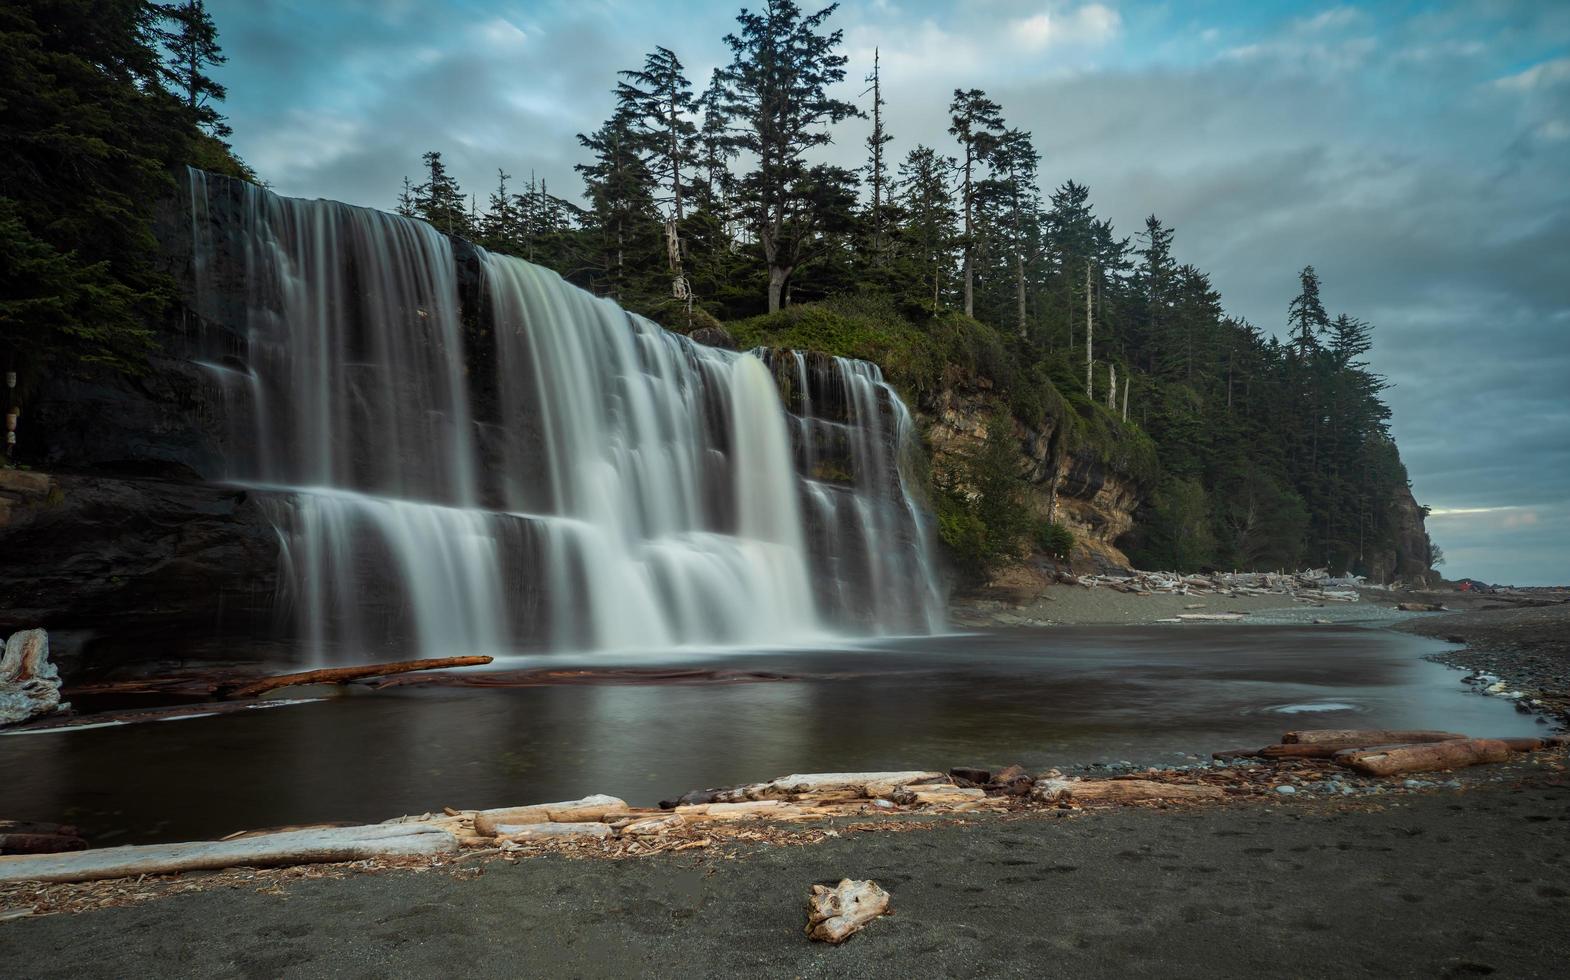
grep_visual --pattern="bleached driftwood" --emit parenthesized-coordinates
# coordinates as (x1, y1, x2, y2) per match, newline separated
(754, 771, 945, 800)
(0, 629, 66, 726)
(473, 795, 628, 836)
(805, 879, 892, 944)
(619, 815, 686, 836)
(0, 824, 458, 884)
(493, 822, 613, 840)
(1033, 778, 1225, 804)
(1335, 739, 1511, 777)
(224, 656, 493, 699)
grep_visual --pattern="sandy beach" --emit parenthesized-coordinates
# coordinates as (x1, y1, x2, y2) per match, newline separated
(3, 751, 1567, 978)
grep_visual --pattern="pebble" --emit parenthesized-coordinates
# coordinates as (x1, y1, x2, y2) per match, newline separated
(1274, 785, 1297, 795)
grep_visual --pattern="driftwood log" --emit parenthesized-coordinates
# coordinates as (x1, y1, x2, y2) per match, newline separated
(1034, 779, 1225, 803)
(472, 795, 628, 836)
(805, 879, 892, 944)
(223, 656, 493, 699)
(0, 820, 88, 855)
(1283, 730, 1466, 746)
(0, 824, 459, 884)
(1335, 738, 1512, 777)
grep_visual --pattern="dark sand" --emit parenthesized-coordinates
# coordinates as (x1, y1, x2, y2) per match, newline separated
(4, 760, 1569, 979)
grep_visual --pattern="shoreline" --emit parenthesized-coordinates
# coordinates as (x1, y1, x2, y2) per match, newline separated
(4, 589, 1568, 976)
(3, 745, 1567, 976)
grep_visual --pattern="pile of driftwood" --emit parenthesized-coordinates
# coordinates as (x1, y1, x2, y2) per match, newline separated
(1068, 569, 1362, 604)
(6, 728, 1563, 886)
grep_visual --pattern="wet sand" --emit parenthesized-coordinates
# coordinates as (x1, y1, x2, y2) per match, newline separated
(4, 758, 1568, 978)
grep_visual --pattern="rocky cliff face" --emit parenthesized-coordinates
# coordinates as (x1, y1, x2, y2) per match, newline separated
(1369, 484, 1436, 586)
(923, 383, 1143, 576)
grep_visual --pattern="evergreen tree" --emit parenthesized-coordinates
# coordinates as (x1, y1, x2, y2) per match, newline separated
(617, 46, 699, 227)
(1288, 264, 1329, 357)
(861, 47, 894, 267)
(947, 89, 1004, 318)
(394, 177, 416, 218)
(575, 110, 661, 302)
(413, 151, 468, 236)
(155, 0, 229, 138)
(714, 0, 861, 312)
(895, 145, 958, 312)
(1, 0, 220, 386)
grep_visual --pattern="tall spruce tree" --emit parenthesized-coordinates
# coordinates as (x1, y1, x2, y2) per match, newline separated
(156, 0, 229, 137)
(947, 89, 1004, 318)
(861, 47, 894, 267)
(896, 145, 958, 312)
(714, 0, 860, 312)
(413, 151, 468, 236)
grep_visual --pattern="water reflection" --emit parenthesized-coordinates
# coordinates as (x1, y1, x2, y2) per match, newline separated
(0, 627, 1538, 844)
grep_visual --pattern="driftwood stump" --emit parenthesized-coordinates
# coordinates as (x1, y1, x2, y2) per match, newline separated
(806, 879, 891, 944)
(0, 629, 65, 726)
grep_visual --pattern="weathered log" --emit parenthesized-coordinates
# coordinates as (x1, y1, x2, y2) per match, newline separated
(494, 822, 613, 840)
(805, 879, 891, 944)
(1, 629, 66, 726)
(1335, 738, 1511, 777)
(1034, 779, 1225, 803)
(759, 771, 945, 800)
(676, 800, 811, 821)
(1174, 613, 1246, 621)
(1283, 730, 1467, 746)
(0, 833, 89, 855)
(1396, 602, 1445, 612)
(472, 795, 628, 836)
(890, 785, 985, 806)
(1495, 737, 1547, 752)
(0, 824, 458, 884)
(619, 815, 685, 836)
(223, 656, 493, 699)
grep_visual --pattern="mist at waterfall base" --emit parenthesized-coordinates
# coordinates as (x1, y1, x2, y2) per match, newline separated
(183, 169, 943, 661)
(2, 627, 1544, 844)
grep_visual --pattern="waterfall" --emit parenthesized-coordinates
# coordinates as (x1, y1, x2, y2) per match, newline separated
(183, 169, 943, 661)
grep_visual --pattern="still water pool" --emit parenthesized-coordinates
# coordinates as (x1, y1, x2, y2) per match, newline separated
(0, 626, 1537, 844)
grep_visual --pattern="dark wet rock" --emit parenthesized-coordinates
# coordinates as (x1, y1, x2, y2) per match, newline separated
(688, 326, 738, 350)
(0, 475, 282, 676)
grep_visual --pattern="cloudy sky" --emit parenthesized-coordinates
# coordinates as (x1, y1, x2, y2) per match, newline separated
(213, 0, 1569, 585)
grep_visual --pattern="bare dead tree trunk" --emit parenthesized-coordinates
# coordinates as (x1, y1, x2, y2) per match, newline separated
(1084, 261, 1094, 400)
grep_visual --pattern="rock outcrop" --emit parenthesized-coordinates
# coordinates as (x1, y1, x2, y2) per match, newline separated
(0, 474, 282, 673)
(924, 384, 1143, 574)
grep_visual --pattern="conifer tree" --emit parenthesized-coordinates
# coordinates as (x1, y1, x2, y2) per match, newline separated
(157, 1, 230, 137)
(896, 145, 958, 312)
(576, 111, 660, 301)
(413, 151, 468, 236)
(861, 47, 894, 266)
(714, 0, 860, 312)
(947, 89, 1004, 317)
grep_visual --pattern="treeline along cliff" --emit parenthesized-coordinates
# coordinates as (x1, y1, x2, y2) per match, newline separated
(2, 0, 1439, 665)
